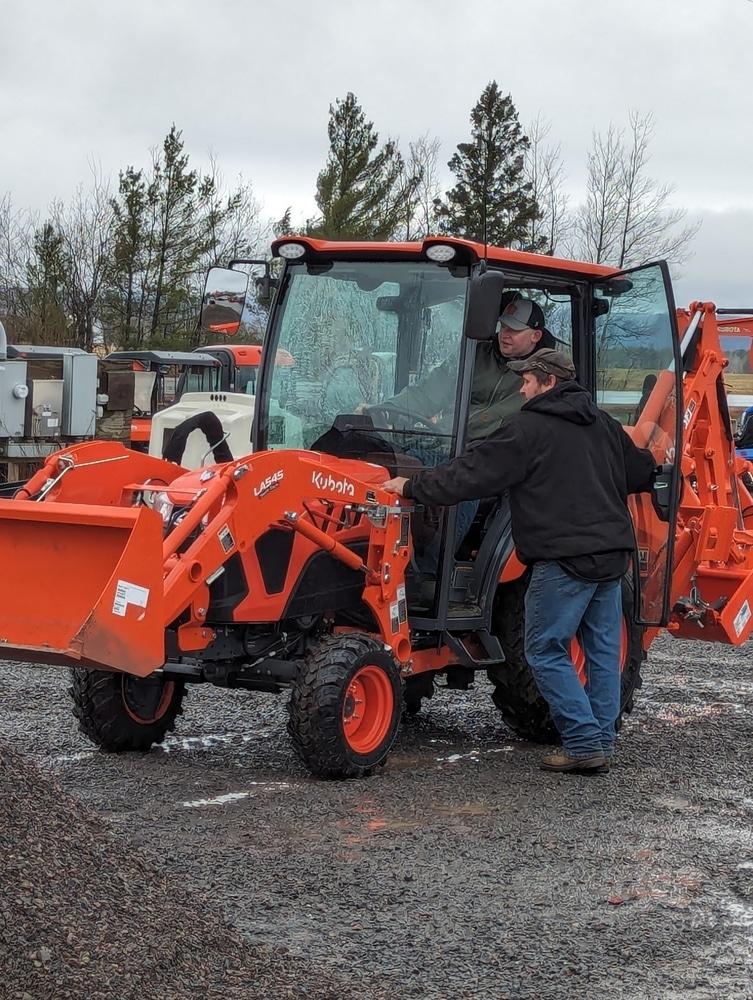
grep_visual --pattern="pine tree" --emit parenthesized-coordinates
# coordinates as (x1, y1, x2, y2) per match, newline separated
(308, 93, 416, 240)
(105, 126, 269, 349)
(147, 125, 214, 341)
(436, 81, 541, 248)
(26, 222, 69, 344)
(108, 166, 147, 346)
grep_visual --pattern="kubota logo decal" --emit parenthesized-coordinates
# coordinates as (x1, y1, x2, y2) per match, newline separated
(311, 471, 355, 496)
(254, 470, 284, 498)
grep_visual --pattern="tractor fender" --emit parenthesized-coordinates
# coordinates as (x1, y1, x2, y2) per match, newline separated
(471, 501, 520, 627)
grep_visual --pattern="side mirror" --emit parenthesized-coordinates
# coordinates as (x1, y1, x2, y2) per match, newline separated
(200, 267, 250, 336)
(465, 268, 505, 340)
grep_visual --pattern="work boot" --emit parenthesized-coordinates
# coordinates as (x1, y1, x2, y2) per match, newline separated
(597, 751, 615, 774)
(540, 750, 607, 773)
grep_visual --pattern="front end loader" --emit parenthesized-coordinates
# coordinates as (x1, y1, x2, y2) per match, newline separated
(2, 237, 752, 778)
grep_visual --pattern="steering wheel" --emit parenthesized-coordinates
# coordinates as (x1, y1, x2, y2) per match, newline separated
(366, 402, 444, 435)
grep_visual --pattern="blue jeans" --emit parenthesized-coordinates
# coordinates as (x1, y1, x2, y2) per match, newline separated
(524, 561, 622, 757)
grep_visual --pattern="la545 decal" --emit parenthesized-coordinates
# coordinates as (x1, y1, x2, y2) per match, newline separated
(254, 470, 284, 499)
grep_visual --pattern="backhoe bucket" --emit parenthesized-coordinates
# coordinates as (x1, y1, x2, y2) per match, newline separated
(0, 501, 166, 676)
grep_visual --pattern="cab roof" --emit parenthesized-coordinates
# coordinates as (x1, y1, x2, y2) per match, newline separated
(271, 235, 619, 281)
(202, 344, 263, 364)
(8, 344, 89, 358)
(106, 350, 221, 367)
(201, 344, 295, 367)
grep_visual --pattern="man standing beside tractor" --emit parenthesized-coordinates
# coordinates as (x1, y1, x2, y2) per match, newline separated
(383, 348, 656, 774)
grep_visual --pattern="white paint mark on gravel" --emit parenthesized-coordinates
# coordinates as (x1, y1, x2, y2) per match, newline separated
(181, 782, 291, 808)
(158, 731, 272, 753)
(436, 746, 514, 763)
(54, 751, 96, 764)
(724, 900, 753, 929)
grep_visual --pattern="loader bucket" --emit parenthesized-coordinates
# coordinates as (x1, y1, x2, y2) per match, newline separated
(0, 500, 166, 676)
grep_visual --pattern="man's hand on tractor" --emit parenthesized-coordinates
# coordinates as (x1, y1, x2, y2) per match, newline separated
(382, 476, 409, 496)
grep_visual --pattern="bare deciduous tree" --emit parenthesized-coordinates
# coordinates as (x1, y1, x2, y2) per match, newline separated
(400, 133, 442, 240)
(50, 161, 115, 350)
(522, 115, 569, 255)
(200, 156, 269, 269)
(573, 112, 699, 269)
(0, 195, 38, 340)
(571, 124, 624, 264)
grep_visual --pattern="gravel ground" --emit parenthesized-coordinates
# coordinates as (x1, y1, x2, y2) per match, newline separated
(1, 634, 752, 999)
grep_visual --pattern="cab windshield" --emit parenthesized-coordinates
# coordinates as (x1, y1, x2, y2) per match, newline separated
(264, 260, 469, 460)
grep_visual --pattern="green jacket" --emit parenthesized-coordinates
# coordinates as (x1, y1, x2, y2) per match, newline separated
(388, 340, 523, 442)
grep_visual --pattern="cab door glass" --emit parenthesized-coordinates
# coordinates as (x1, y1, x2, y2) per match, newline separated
(593, 262, 680, 625)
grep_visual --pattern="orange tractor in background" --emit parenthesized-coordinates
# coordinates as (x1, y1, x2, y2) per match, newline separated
(1, 236, 752, 779)
(677, 306, 753, 452)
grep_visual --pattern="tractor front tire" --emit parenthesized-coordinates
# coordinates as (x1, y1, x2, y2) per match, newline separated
(70, 669, 185, 752)
(488, 575, 643, 744)
(288, 634, 402, 779)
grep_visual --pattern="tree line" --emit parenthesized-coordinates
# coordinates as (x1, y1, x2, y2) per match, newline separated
(0, 83, 698, 351)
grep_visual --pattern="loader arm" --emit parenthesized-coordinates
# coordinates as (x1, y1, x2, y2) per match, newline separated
(157, 450, 414, 665)
(0, 448, 413, 675)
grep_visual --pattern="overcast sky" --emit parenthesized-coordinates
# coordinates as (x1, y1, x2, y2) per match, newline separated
(2, 0, 753, 306)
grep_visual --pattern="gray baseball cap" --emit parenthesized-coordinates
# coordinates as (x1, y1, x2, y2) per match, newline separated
(507, 348, 576, 379)
(499, 296, 547, 331)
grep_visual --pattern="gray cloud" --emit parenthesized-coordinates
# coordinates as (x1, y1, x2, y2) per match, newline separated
(1, 0, 752, 300)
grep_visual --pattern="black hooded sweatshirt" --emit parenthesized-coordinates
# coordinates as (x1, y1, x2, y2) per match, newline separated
(402, 380, 657, 581)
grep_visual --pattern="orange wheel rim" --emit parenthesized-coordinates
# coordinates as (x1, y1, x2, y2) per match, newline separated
(570, 619, 628, 686)
(342, 665, 394, 754)
(122, 676, 175, 725)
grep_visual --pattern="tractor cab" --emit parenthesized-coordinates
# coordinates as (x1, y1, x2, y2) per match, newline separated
(187, 343, 295, 397)
(205, 237, 683, 633)
(106, 350, 222, 451)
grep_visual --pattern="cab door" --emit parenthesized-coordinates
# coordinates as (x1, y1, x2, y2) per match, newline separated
(590, 261, 682, 625)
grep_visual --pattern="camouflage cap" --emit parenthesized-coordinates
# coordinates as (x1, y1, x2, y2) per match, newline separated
(506, 348, 576, 379)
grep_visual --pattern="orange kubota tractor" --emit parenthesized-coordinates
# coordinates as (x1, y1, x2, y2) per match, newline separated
(1, 236, 751, 779)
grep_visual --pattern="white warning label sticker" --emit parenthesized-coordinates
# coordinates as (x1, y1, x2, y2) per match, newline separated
(390, 601, 400, 633)
(733, 600, 751, 637)
(112, 580, 150, 618)
(218, 525, 235, 553)
(397, 584, 407, 623)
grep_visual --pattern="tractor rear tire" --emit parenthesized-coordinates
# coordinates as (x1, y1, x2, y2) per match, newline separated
(70, 669, 185, 752)
(488, 575, 643, 744)
(288, 633, 402, 779)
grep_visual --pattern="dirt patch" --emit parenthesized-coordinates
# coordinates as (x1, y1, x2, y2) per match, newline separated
(0, 742, 380, 1000)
